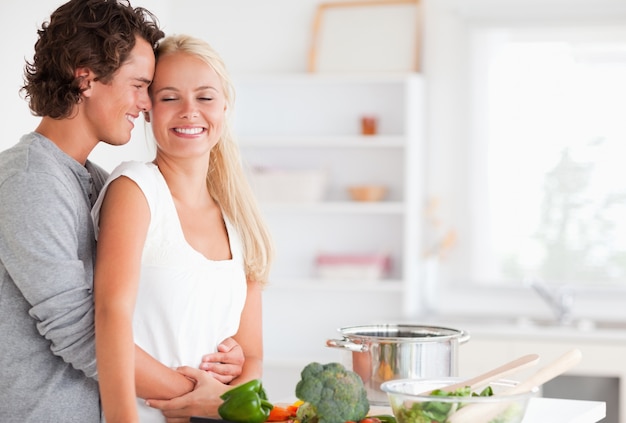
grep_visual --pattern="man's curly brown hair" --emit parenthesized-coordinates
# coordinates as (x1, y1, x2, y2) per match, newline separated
(22, 0, 164, 119)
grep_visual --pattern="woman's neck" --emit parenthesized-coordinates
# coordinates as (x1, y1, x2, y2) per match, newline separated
(154, 156, 213, 209)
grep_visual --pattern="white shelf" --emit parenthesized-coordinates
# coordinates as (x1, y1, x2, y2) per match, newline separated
(258, 201, 406, 214)
(240, 135, 407, 148)
(234, 73, 424, 292)
(236, 73, 426, 360)
(266, 277, 404, 293)
(234, 72, 421, 84)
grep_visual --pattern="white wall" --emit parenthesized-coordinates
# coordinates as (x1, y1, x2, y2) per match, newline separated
(0, 0, 321, 170)
(1, 0, 56, 158)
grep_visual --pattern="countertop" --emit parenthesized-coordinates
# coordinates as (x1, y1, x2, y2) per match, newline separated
(190, 399, 606, 423)
(522, 397, 605, 423)
(332, 397, 605, 423)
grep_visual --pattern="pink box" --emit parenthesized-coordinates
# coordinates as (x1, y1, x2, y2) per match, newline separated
(315, 253, 391, 280)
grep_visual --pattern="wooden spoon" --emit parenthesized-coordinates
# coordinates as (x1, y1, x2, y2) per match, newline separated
(446, 348, 583, 423)
(419, 353, 540, 395)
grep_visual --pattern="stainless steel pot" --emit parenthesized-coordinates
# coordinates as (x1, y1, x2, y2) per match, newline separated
(326, 324, 470, 405)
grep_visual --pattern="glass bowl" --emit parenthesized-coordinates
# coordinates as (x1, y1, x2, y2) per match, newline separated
(380, 377, 537, 423)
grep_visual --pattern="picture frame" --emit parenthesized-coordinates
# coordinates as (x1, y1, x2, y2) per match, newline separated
(308, 0, 423, 73)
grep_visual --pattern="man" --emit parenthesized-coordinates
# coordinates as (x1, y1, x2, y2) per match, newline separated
(0, 1, 241, 421)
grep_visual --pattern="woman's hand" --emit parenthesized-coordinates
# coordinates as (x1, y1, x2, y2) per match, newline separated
(146, 366, 229, 423)
(199, 337, 244, 384)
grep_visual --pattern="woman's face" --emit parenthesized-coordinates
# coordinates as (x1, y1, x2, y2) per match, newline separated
(149, 51, 226, 160)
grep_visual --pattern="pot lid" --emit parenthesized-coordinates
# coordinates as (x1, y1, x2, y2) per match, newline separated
(337, 324, 468, 342)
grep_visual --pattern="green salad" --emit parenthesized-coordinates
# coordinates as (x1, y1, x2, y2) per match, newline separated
(392, 386, 524, 423)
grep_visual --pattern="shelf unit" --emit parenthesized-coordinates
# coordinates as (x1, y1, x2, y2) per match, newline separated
(233, 73, 425, 361)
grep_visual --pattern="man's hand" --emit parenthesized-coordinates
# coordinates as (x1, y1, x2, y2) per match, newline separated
(199, 337, 244, 384)
(146, 366, 229, 423)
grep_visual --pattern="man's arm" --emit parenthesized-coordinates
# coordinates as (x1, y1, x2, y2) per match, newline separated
(0, 171, 98, 377)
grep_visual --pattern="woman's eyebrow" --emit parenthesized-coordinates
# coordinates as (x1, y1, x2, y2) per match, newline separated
(153, 86, 220, 95)
(196, 86, 219, 92)
(154, 86, 177, 95)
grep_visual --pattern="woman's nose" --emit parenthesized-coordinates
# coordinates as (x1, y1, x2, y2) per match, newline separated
(179, 101, 199, 119)
(179, 110, 199, 119)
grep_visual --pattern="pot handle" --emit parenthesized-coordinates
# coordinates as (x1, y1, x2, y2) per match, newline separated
(326, 338, 369, 353)
(458, 329, 471, 344)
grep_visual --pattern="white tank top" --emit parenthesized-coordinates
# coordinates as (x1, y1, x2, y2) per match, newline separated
(93, 161, 247, 422)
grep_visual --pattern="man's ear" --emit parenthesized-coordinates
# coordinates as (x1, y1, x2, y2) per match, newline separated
(143, 111, 151, 122)
(75, 67, 94, 96)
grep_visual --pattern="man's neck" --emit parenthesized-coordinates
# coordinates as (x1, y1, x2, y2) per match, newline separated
(35, 116, 98, 165)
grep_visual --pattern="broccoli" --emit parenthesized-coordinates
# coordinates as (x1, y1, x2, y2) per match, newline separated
(295, 362, 370, 423)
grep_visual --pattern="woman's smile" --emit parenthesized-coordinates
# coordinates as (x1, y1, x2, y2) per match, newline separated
(173, 126, 206, 136)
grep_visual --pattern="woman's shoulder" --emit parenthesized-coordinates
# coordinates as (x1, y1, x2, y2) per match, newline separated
(92, 161, 159, 236)
(109, 160, 158, 181)
(105, 161, 162, 203)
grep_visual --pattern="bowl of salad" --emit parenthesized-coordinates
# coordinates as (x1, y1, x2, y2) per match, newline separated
(380, 377, 537, 423)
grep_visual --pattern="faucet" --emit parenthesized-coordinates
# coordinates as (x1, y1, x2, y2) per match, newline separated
(527, 279, 575, 325)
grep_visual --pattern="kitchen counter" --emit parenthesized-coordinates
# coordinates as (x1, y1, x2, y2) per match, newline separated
(412, 315, 620, 423)
(301, 397, 606, 423)
(523, 397, 605, 423)
(371, 397, 605, 423)
(191, 397, 605, 423)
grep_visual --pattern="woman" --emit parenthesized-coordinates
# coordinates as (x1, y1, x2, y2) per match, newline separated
(92, 34, 273, 423)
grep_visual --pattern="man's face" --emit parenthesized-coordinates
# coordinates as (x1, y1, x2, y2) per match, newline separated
(83, 36, 155, 146)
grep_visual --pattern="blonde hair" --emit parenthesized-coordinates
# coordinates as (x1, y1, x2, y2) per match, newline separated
(155, 34, 273, 284)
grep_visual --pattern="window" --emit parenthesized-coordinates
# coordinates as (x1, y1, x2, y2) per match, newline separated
(466, 24, 626, 286)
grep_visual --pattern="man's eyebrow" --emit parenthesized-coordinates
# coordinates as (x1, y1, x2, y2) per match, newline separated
(136, 77, 152, 85)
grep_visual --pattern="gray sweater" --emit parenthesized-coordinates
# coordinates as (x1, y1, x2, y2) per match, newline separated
(0, 133, 108, 422)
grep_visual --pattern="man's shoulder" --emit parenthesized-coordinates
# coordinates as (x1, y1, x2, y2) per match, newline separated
(0, 134, 78, 200)
(0, 134, 32, 169)
(0, 133, 63, 178)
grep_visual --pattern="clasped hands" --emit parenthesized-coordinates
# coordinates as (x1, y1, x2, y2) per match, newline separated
(146, 337, 245, 423)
